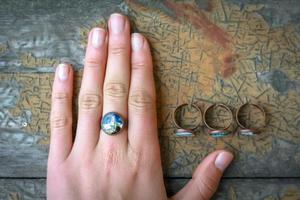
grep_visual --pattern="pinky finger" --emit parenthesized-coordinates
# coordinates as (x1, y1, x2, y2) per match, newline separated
(48, 63, 73, 165)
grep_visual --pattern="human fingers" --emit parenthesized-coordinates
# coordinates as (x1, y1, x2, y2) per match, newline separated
(171, 151, 234, 200)
(127, 33, 159, 154)
(48, 63, 73, 165)
(72, 27, 107, 155)
(99, 13, 131, 148)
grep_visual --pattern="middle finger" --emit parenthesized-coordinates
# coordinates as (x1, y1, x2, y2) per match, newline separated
(99, 13, 130, 148)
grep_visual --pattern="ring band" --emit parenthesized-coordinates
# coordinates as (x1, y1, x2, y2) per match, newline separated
(236, 103, 266, 135)
(101, 112, 126, 135)
(173, 103, 202, 137)
(203, 103, 233, 138)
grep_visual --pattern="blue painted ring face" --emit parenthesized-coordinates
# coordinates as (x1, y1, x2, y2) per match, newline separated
(101, 112, 125, 135)
(209, 130, 230, 138)
(175, 129, 194, 137)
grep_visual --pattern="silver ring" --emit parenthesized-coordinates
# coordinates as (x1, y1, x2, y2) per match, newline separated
(101, 112, 126, 135)
(236, 103, 266, 135)
(203, 103, 233, 138)
(173, 103, 202, 137)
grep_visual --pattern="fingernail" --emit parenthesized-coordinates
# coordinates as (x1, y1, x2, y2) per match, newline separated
(57, 63, 69, 81)
(110, 13, 125, 34)
(131, 33, 144, 51)
(92, 28, 106, 48)
(215, 151, 234, 172)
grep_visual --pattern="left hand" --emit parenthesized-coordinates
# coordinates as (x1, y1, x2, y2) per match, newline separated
(47, 13, 233, 200)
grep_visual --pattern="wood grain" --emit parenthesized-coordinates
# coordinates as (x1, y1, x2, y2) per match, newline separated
(0, 178, 299, 199)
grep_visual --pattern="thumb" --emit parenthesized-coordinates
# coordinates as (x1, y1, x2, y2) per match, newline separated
(170, 150, 234, 200)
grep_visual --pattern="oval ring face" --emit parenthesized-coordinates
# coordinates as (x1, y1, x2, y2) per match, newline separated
(101, 112, 125, 135)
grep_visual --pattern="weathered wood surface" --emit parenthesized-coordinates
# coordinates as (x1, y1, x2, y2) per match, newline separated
(1, 72, 300, 177)
(165, 178, 300, 199)
(0, 178, 299, 200)
(0, 0, 300, 198)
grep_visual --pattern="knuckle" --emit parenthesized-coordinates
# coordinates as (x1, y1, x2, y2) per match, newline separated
(104, 82, 127, 99)
(85, 60, 100, 68)
(52, 92, 69, 102)
(109, 44, 127, 55)
(105, 151, 119, 168)
(50, 115, 69, 129)
(127, 146, 160, 178)
(102, 148, 123, 175)
(79, 93, 102, 110)
(131, 61, 147, 71)
(129, 90, 153, 111)
(127, 146, 142, 171)
(78, 156, 94, 171)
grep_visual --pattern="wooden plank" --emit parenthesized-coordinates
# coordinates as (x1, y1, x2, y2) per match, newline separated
(0, 0, 300, 178)
(0, 179, 46, 200)
(0, 129, 48, 177)
(165, 178, 300, 199)
(0, 178, 299, 200)
(1, 72, 300, 178)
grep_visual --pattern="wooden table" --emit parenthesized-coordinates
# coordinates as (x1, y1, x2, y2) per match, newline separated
(0, 0, 299, 199)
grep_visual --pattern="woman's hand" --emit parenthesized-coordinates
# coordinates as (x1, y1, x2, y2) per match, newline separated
(47, 13, 233, 200)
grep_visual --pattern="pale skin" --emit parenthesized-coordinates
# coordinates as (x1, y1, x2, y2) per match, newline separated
(47, 13, 234, 200)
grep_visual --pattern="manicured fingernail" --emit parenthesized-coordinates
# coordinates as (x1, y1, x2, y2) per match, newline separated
(131, 33, 144, 51)
(92, 28, 106, 48)
(57, 63, 69, 81)
(215, 151, 234, 172)
(110, 13, 125, 34)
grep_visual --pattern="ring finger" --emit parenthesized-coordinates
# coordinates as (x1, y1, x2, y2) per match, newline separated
(99, 13, 131, 148)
